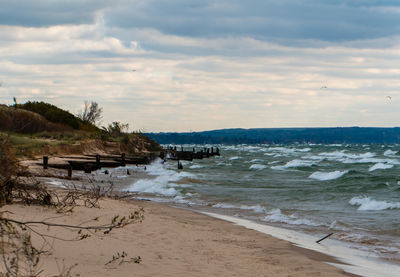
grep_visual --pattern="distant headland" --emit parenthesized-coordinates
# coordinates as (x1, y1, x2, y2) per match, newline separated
(146, 127, 400, 144)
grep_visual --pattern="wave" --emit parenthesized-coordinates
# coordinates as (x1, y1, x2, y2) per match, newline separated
(384, 149, 398, 156)
(127, 159, 194, 197)
(271, 159, 316, 170)
(189, 164, 204, 169)
(262, 209, 322, 227)
(309, 170, 348, 181)
(249, 164, 267, 170)
(318, 150, 400, 165)
(212, 203, 266, 213)
(266, 146, 311, 156)
(368, 163, 394, 172)
(319, 150, 375, 160)
(229, 156, 240, 160)
(349, 196, 400, 211)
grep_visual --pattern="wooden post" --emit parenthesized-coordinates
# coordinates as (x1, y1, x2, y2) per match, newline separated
(67, 165, 72, 178)
(96, 154, 100, 165)
(121, 153, 126, 166)
(211, 147, 214, 154)
(193, 147, 195, 152)
(43, 156, 48, 169)
(181, 146, 183, 151)
(178, 160, 183, 169)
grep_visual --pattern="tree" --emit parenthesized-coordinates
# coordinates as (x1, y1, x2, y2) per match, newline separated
(78, 101, 103, 126)
(103, 121, 129, 136)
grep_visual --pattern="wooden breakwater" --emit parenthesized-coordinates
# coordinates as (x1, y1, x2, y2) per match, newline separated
(38, 153, 159, 176)
(38, 146, 221, 176)
(163, 146, 220, 162)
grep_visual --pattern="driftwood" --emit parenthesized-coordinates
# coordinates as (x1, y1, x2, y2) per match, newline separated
(316, 232, 334, 243)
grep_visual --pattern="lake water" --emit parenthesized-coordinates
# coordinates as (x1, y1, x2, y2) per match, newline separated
(124, 143, 400, 273)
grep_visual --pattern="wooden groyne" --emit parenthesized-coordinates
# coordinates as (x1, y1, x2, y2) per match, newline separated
(38, 153, 159, 176)
(163, 146, 220, 161)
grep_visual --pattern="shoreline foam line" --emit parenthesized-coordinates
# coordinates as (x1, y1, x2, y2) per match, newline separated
(200, 211, 399, 277)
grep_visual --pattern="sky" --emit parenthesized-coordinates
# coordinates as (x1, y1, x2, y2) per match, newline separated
(1, 0, 400, 132)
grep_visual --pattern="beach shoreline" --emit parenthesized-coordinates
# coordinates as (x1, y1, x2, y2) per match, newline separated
(2, 191, 357, 277)
(5, 156, 396, 276)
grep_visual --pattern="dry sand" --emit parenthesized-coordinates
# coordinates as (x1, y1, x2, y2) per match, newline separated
(1, 158, 357, 276)
(2, 195, 356, 277)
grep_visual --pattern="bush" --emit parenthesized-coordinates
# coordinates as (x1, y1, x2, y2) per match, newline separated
(0, 136, 18, 206)
(14, 101, 98, 131)
(0, 105, 70, 134)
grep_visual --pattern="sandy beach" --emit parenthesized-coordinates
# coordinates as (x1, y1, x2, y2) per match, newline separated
(2, 189, 356, 276)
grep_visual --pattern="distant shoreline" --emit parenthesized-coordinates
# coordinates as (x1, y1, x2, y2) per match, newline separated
(147, 127, 400, 144)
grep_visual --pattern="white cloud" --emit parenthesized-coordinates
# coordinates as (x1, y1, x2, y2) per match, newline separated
(1, 1, 400, 131)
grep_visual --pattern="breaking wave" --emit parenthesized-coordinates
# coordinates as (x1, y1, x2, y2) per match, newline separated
(349, 196, 400, 211)
(262, 209, 322, 227)
(249, 164, 267, 170)
(309, 170, 348, 181)
(271, 159, 316, 170)
(127, 159, 194, 197)
(368, 163, 394, 172)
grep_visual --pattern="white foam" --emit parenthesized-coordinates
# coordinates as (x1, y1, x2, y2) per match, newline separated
(266, 146, 311, 156)
(212, 203, 266, 213)
(127, 159, 194, 197)
(229, 156, 240, 160)
(249, 164, 267, 170)
(189, 164, 204, 169)
(309, 170, 348, 181)
(271, 159, 315, 170)
(319, 151, 375, 160)
(384, 149, 398, 156)
(368, 163, 394, 172)
(263, 209, 322, 227)
(349, 196, 400, 211)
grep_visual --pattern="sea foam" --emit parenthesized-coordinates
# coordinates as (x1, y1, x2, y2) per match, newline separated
(189, 164, 204, 169)
(349, 196, 400, 211)
(271, 159, 315, 170)
(249, 164, 267, 170)
(368, 163, 393, 172)
(263, 209, 321, 227)
(384, 149, 398, 156)
(309, 170, 348, 181)
(127, 159, 194, 197)
(212, 203, 265, 213)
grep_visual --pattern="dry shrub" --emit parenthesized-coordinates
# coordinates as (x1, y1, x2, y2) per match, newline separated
(0, 136, 18, 206)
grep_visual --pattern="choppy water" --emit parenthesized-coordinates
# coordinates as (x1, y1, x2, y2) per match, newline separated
(126, 144, 400, 265)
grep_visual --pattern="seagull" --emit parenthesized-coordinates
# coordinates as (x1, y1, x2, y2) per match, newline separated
(387, 96, 392, 100)
(320, 86, 328, 89)
(132, 69, 137, 72)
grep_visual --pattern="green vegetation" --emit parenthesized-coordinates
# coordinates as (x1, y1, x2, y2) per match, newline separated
(0, 100, 161, 156)
(15, 101, 98, 131)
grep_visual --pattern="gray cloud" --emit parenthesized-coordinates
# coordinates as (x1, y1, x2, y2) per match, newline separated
(104, 0, 400, 44)
(0, 0, 115, 26)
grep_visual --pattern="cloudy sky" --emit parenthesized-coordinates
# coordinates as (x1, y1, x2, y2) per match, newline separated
(1, 0, 400, 131)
